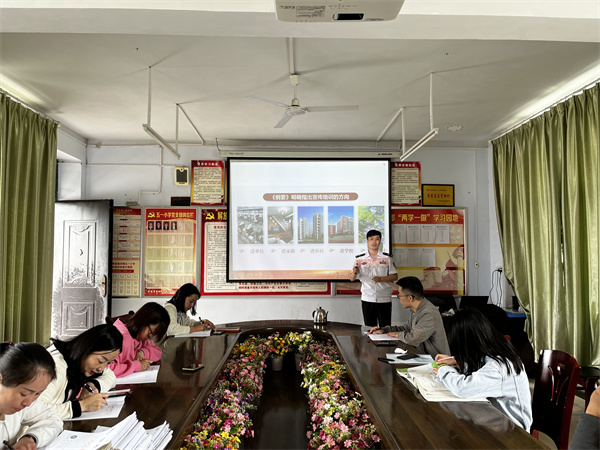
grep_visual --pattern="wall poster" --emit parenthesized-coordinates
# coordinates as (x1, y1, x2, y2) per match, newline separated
(191, 160, 226, 206)
(391, 161, 421, 206)
(112, 207, 142, 297)
(201, 209, 331, 296)
(144, 208, 197, 296)
(391, 207, 466, 295)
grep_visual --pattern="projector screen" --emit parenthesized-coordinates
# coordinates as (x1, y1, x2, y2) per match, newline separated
(227, 158, 391, 281)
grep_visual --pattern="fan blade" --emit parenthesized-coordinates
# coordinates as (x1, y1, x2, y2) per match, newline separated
(304, 105, 359, 112)
(247, 96, 289, 109)
(274, 113, 294, 128)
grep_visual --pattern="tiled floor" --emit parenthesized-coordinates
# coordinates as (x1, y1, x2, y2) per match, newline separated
(529, 379, 586, 449)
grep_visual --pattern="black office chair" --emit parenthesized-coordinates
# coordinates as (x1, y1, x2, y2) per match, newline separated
(427, 294, 456, 313)
(459, 295, 489, 309)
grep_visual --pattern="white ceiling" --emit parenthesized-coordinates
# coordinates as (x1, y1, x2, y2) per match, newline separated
(1, 1, 599, 152)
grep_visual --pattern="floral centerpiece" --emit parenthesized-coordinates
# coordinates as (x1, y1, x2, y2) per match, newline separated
(181, 332, 380, 450)
(301, 340, 380, 449)
(265, 331, 292, 358)
(182, 339, 267, 449)
(287, 331, 312, 354)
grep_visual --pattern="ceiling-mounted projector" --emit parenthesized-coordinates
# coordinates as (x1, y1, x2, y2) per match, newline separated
(275, 0, 404, 22)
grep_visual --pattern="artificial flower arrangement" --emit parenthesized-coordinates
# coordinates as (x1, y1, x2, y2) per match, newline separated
(181, 332, 379, 450)
(265, 331, 291, 358)
(286, 331, 313, 354)
(182, 337, 268, 450)
(301, 340, 380, 449)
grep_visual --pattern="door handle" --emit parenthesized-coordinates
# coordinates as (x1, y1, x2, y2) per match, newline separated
(101, 275, 107, 297)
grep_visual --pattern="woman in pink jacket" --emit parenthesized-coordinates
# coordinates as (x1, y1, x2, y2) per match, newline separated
(109, 302, 169, 378)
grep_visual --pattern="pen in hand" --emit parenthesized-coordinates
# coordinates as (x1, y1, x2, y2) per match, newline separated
(83, 383, 96, 394)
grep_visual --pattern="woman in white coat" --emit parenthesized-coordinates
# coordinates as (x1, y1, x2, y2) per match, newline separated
(0, 342, 62, 450)
(165, 284, 214, 336)
(433, 308, 532, 431)
(40, 324, 122, 420)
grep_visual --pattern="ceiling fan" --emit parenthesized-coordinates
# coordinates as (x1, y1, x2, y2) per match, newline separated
(248, 74, 359, 128)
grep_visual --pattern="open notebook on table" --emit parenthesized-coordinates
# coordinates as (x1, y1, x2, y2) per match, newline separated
(397, 365, 488, 403)
(63, 395, 127, 421)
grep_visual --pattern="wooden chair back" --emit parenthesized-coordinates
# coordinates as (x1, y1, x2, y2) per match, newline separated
(531, 349, 580, 449)
(105, 310, 134, 326)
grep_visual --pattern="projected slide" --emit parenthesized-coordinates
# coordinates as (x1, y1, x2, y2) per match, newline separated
(227, 159, 391, 281)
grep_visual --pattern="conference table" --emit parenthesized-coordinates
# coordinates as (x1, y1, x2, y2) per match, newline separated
(67, 320, 547, 449)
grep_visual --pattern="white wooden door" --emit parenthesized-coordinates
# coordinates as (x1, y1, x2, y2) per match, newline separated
(51, 200, 113, 339)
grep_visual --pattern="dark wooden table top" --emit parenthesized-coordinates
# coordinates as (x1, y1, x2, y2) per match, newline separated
(67, 319, 547, 449)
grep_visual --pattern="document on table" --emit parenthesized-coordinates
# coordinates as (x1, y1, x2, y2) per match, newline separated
(47, 412, 173, 450)
(48, 412, 138, 449)
(63, 395, 126, 421)
(171, 330, 211, 338)
(115, 365, 159, 385)
(385, 354, 435, 365)
(396, 370, 488, 403)
(366, 333, 400, 341)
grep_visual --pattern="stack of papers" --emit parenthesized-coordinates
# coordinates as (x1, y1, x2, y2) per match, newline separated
(47, 412, 173, 450)
(115, 365, 160, 385)
(396, 368, 488, 403)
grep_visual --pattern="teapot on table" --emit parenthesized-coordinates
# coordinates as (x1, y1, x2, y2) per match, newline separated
(312, 306, 328, 325)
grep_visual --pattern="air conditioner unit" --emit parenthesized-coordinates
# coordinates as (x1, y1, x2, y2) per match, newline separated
(275, 0, 404, 22)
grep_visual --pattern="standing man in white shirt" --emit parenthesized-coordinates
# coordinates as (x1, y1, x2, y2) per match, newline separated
(349, 229, 398, 327)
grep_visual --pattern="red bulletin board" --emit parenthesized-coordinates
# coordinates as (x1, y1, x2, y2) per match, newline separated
(391, 207, 466, 295)
(200, 209, 331, 296)
(144, 208, 197, 296)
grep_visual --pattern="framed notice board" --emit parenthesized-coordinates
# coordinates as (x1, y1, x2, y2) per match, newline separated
(391, 207, 466, 295)
(200, 209, 331, 296)
(112, 207, 142, 297)
(143, 208, 197, 296)
(191, 160, 226, 206)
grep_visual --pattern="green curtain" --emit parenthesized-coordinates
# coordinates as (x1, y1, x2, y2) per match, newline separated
(493, 83, 599, 366)
(0, 92, 57, 344)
